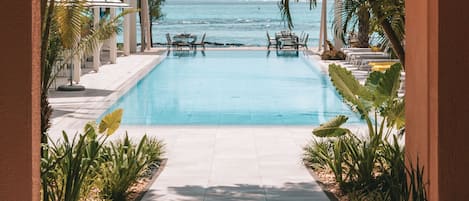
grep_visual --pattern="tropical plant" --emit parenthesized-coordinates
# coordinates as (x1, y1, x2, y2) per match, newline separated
(40, 0, 135, 150)
(99, 133, 165, 201)
(334, 0, 371, 48)
(311, 63, 404, 186)
(318, 63, 404, 138)
(368, 0, 406, 67)
(148, 0, 166, 46)
(41, 109, 123, 201)
(278, 0, 406, 67)
(303, 64, 426, 200)
(278, 0, 317, 30)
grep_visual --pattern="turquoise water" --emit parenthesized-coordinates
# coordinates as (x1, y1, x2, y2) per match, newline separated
(103, 51, 362, 125)
(119, 0, 336, 46)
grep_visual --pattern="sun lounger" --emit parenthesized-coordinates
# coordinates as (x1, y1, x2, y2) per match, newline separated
(346, 52, 389, 62)
(357, 59, 400, 70)
(341, 48, 372, 54)
(357, 59, 400, 66)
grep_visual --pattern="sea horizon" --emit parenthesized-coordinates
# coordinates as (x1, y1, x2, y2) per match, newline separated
(119, 0, 336, 47)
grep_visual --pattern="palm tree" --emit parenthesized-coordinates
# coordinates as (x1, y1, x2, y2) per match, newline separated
(368, 0, 405, 67)
(335, 0, 371, 48)
(278, 0, 317, 30)
(148, 0, 166, 47)
(40, 0, 134, 146)
(279, 0, 406, 67)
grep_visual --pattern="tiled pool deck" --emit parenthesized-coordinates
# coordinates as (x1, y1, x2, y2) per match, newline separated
(49, 48, 369, 201)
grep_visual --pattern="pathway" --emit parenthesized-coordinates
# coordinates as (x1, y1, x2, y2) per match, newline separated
(121, 126, 330, 201)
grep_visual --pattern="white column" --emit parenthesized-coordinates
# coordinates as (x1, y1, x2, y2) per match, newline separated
(129, 0, 137, 53)
(334, 0, 344, 49)
(123, 0, 131, 56)
(318, 16, 323, 51)
(72, 53, 81, 83)
(319, 0, 328, 51)
(93, 8, 101, 72)
(109, 8, 117, 64)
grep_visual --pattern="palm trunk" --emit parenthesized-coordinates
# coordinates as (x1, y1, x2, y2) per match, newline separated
(357, 9, 370, 48)
(41, 92, 52, 144)
(139, 1, 145, 52)
(150, 22, 153, 47)
(141, 0, 152, 50)
(380, 20, 406, 68)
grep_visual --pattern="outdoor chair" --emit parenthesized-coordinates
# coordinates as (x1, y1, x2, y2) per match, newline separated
(266, 31, 277, 49)
(165, 33, 174, 49)
(298, 34, 309, 49)
(299, 31, 305, 42)
(192, 33, 206, 49)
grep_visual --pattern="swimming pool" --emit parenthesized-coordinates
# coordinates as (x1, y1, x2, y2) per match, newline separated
(103, 51, 362, 125)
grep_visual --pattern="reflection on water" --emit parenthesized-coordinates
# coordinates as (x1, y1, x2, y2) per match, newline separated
(266, 50, 300, 57)
(169, 50, 206, 57)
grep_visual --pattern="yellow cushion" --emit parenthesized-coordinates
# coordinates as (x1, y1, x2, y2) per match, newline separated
(368, 61, 398, 66)
(372, 64, 392, 72)
(371, 46, 381, 52)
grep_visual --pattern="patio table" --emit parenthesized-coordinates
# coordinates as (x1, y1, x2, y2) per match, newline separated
(173, 34, 197, 44)
(275, 32, 299, 49)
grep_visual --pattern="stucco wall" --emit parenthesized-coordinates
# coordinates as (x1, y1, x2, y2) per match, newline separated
(0, 0, 41, 200)
(406, 0, 469, 200)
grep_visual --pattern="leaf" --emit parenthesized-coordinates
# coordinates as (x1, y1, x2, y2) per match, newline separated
(329, 64, 370, 116)
(362, 70, 388, 108)
(313, 115, 351, 137)
(364, 71, 383, 94)
(377, 63, 402, 99)
(99, 109, 123, 136)
(386, 99, 405, 129)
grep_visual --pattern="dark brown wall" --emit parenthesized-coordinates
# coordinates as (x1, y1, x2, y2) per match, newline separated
(0, 0, 40, 201)
(437, 0, 469, 200)
(406, 0, 469, 200)
(406, 0, 439, 199)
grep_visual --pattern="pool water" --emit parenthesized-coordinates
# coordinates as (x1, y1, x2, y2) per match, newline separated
(104, 51, 362, 125)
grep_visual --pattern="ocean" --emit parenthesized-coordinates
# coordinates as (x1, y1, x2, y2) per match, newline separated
(120, 0, 336, 47)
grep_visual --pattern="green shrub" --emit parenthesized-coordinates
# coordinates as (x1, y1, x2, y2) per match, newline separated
(41, 109, 166, 201)
(304, 138, 345, 184)
(303, 64, 427, 200)
(41, 109, 124, 201)
(304, 136, 426, 201)
(99, 133, 165, 201)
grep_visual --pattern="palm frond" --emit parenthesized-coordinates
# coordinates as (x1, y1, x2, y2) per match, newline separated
(55, 1, 86, 49)
(278, 0, 317, 30)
